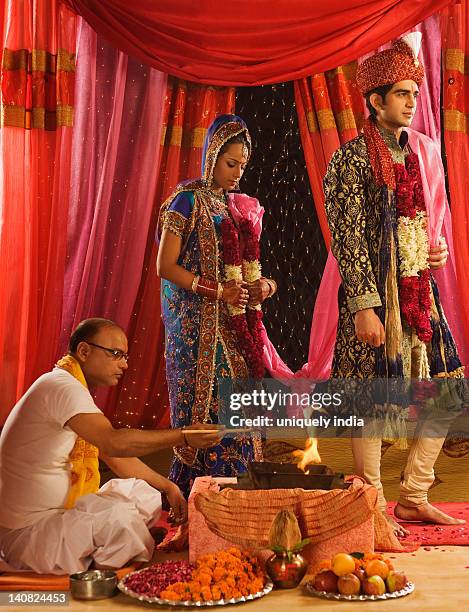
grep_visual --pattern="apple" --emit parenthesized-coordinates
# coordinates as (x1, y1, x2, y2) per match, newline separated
(337, 573, 361, 596)
(363, 575, 386, 596)
(313, 570, 338, 593)
(386, 571, 408, 593)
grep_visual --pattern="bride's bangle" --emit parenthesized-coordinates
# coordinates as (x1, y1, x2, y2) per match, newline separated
(193, 277, 223, 300)
(191, 275, 200, 293)
(196, 277, 218, 299)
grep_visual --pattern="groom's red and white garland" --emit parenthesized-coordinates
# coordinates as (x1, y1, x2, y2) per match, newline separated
(395, 152, 432, 343)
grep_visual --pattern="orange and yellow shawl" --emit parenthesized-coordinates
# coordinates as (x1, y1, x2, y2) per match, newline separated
(55, 355, 100, 508)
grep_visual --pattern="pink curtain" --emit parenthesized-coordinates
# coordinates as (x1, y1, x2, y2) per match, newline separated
(0, 1, 76, 424)
(412, 15, 442, 142)
(58, 17, 167, 417)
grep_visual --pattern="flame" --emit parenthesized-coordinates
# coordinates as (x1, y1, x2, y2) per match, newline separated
(292, 438, 321, 473)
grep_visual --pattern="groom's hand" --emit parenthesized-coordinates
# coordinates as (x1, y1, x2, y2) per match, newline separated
(354, 308, 385, 347)
(247, 279, 270, 306)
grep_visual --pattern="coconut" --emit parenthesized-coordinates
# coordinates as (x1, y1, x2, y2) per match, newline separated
(268, 509, 302, 551)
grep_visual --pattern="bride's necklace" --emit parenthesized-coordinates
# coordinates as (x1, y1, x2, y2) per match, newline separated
(206, 188, 228, 213)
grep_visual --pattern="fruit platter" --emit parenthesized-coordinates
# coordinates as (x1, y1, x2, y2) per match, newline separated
(305, 552, 414, 601)
(118, 547, 273, 606)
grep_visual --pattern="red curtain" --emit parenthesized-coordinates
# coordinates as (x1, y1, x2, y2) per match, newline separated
(294, 64, 365, 247)
(62, 0, 451, 86)
(0, 1, 76, 423)
(441, 2, 469, 360)
(108, 78, 235, 429)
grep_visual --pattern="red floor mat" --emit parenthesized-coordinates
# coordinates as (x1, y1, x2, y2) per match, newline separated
(388, 502, 469, 546)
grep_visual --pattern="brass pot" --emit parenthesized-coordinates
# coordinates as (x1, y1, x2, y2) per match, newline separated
(265, 551, 308, 589)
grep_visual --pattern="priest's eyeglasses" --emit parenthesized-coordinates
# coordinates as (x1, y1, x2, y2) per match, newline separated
(86, 341, 129, 362)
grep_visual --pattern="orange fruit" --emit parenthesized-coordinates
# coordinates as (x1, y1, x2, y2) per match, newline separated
(331, 553, 356, 577)
(365, 559, 389, 579)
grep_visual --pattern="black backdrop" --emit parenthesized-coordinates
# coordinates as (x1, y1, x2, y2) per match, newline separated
(236, 82, 327, 371)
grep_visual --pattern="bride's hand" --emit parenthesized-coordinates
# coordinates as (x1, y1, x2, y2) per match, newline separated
(222, 280, 249, 308)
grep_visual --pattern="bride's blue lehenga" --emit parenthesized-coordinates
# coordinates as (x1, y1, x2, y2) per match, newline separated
(158, 115, 262, 497)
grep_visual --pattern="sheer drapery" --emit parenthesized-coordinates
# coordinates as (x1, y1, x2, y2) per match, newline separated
(110, 78, 236, 428)
(441, 2, 469, 363)
(59, 17, 166, 358)
(57, 17, 168, 420)
(413, 16, 443, 143)
(0, 0, 76, 423)
(62, 0, 451, 86)
(0, 4, 5, 65)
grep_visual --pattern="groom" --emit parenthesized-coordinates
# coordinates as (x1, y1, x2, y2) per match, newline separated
(323, 36, 465, 535)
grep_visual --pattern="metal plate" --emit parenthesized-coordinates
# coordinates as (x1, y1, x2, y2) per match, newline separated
(118, 569, 273, 607)
(305, 580, 415, 601)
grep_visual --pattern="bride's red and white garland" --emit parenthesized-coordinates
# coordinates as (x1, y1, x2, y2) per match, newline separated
(221, 217, 265, 379)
